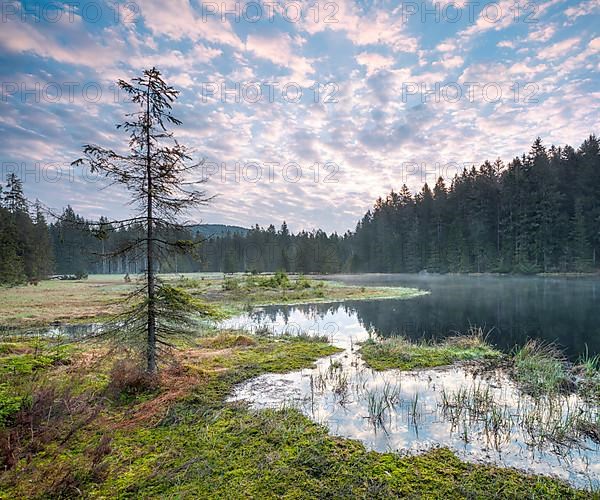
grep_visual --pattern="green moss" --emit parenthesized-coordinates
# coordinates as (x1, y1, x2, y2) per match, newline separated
(83, 408, 585, 498)
(360, 335, 502, 371)
(0, 383, 24, 426)
(0, 339, 73, 390)
(0, 334, 586, 498)
(226, 337, 340, 373)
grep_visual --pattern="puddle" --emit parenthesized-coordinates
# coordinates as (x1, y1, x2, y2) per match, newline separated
(224, 305, 600, 489)
(0, 323, 102, 340)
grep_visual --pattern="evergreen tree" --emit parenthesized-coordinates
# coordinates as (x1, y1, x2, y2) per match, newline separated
(73, 68, 211, 374)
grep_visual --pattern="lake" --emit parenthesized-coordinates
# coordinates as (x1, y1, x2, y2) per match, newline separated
(224, 275, 600, 488)
(312, 274, 600, 360)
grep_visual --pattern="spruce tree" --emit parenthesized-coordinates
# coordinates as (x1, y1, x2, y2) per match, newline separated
(73, 68, 211, 374)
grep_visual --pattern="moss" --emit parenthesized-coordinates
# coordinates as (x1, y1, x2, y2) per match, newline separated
(226, 337, 340, 373)
(78, 408, 586, 498)
(360, 335, 503, 371)
(0, 383, 24, 426)
(0, 334, 586, 498)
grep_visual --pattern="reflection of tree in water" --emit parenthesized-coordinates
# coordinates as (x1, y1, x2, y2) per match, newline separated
(247, 277, 600, 360)
(250, 302, 347, 335)
(344, 277, 599, 360)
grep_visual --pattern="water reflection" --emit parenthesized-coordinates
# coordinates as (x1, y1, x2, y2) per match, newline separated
(225, 305, 600, 489)
(0, 323, 102, 340)
(243, 274, 600, 359)
(331, 274, 600, 359)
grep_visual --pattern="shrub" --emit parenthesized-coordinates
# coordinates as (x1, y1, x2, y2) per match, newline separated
(222, 276, 240, 291)
(107, 359, 158, 398)
(294, 275, 312, 289)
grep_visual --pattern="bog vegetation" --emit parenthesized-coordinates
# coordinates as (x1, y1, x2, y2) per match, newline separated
(0, 326, 592, 497)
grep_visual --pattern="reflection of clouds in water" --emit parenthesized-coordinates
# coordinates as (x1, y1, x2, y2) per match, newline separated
(224, 305, 600, 489)
(221, 305, 370, 348)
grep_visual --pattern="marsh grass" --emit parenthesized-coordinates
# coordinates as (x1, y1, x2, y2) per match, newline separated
(577, 346, 600, 404)
(436, 335, 600, 451)
(0, 273, 427, 329)
(210, 272, 426, 313)
(440, 378, 600, 453)
(441, 384, 514, 449)
(513, 340, 570, 396)
(360, 328, 502, 371)
(0, 328, 589, 497)
(0, 277, 134, 327)
(356, 333, 600, 454)
(366, 390, 389, 428)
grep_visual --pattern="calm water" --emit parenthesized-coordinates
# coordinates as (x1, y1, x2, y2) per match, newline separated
(225, 299, 600, 488)
(0, 323, 101, 339)
(313, 274, 600, 359)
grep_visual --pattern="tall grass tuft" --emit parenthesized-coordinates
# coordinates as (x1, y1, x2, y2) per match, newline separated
(513, 340, 569, 397)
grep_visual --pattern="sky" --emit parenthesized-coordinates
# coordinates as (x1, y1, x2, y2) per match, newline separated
(0, 0, 599, 233)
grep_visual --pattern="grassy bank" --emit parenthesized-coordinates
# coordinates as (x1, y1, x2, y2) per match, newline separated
(512, 340, 600, 404)
(174, 272, 427, 316)
(0, 273, 427, 328)
(0, 331, 586, 498)
(360, 334, 600, 450)
(360, 331, 503, 371)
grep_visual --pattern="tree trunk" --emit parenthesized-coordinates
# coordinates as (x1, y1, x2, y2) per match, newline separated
(146, 83, 157, 375)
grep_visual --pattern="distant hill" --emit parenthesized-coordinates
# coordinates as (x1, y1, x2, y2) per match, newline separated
(190, 224, 249, 238)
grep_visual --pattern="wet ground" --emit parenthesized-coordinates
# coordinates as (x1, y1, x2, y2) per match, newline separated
(224, 305, 600, 489)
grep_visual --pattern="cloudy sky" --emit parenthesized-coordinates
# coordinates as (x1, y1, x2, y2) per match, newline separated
(1, 0, 599, 232)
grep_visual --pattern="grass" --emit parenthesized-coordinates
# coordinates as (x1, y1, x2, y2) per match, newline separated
(512, 340, 600, 404)
(0, 273, 427, 328)
(512, 341, 570, 397)
(433, 340, 600, 452)
(0, 330, 587, 498)
(0, 276, 135, 327)
(0, 276, 595, 496)
(194, 272, 427, 314)
(360, 329, 503, 371)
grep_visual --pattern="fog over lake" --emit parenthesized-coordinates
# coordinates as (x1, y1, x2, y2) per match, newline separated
(308, 274, 600, 359)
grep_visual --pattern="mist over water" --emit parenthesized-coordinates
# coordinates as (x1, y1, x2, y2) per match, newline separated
(314, 274, 600, 360)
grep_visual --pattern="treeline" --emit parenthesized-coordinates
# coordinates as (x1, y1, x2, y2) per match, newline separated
(351, 136, 600, 273)
(1, 135, 599, 282)
(49, 207, 206, 275)
(199, 222, 349, 273)
(49, 216, 347, 275)
(0, 174, 53, 284)
(195, 136, 600, 274)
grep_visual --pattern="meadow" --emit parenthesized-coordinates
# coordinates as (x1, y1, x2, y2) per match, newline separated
(0, 273, 596, 497)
